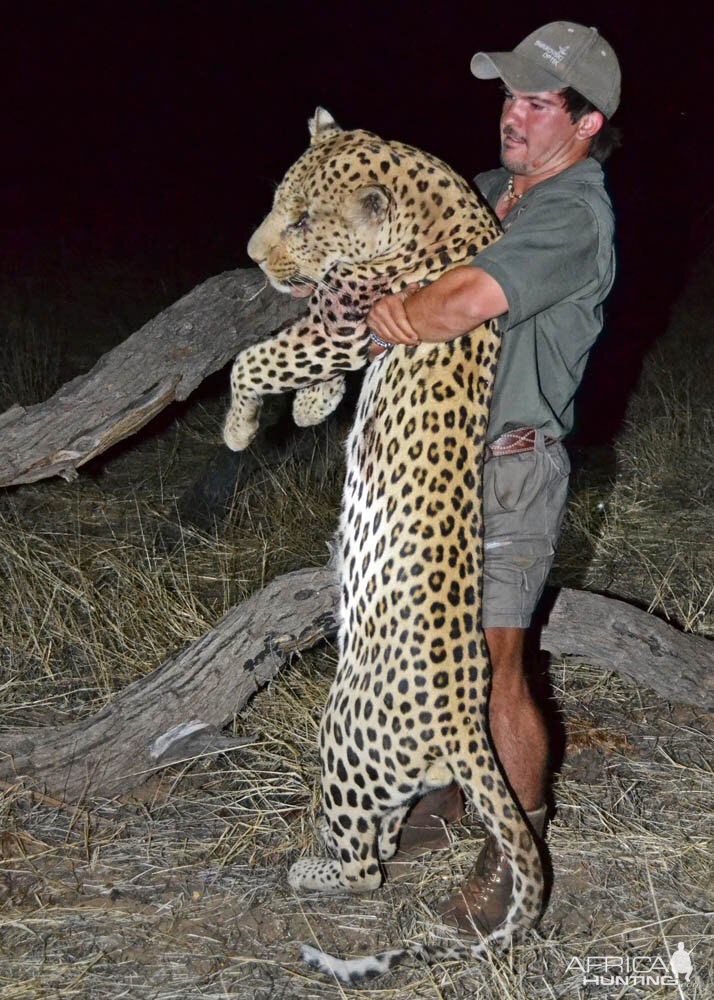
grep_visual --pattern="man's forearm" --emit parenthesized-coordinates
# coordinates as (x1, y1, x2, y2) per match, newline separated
(406, 266, 507, 341)
(366, 265, 507, 348)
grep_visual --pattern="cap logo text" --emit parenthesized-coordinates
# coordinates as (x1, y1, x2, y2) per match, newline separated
(534, 40, 570, 67)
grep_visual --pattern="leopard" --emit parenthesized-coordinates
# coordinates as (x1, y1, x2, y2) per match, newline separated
(223, 107, 544, 983)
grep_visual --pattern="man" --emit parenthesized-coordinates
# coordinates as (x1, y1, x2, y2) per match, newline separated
(367, 21, 620, 934)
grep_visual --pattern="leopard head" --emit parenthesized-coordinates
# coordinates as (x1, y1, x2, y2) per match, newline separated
(247, 107, 479, 295)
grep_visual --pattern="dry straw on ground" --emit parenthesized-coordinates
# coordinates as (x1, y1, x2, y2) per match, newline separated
(1, 257, 712, 997)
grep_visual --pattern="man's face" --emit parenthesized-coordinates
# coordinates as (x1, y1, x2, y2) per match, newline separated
(499, 87, 583, 176)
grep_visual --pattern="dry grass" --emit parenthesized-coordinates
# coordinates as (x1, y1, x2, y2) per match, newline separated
(1, 255, 713, 996)
(555, 251, 714, 637)
(0, 316, 63, 410)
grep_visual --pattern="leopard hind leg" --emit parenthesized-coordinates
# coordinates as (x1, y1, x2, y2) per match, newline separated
(452, 758, 544, 945)
(289, 809, 383, 893)
(377, 764, 454, 862)
(377, 804, 411, 861)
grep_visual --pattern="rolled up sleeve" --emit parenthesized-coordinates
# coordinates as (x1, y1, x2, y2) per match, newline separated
(473, 197, 603, 330)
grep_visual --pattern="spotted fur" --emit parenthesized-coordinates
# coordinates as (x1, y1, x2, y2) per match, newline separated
(224, 108, 543, 983)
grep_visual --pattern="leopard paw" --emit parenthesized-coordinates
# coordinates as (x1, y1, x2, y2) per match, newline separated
(288, 858, 345, 892)
(223, 405, 261, 452)
(293, 375, 346, 427)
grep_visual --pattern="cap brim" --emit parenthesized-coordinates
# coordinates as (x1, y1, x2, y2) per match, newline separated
(471, 51, 564, 94)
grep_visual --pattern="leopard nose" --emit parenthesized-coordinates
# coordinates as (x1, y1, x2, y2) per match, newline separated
(247, 232, 266, 263)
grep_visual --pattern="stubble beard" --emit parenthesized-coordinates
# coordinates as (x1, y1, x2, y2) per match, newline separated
(500, 144, 530, 176)
(500, 124, 533, 175)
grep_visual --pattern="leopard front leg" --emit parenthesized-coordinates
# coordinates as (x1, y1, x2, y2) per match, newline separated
(223, 383, 263, 452)
(223, 318, 369, 452)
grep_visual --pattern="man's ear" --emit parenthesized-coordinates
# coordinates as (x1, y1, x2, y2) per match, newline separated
(346, 184, 391, 227)
(576, 109, 604, 140)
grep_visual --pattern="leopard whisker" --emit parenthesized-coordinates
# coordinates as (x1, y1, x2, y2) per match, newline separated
(313, 274, 341, 295)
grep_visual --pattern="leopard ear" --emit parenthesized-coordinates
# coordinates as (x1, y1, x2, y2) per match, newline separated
(308, 107, 342, 143)
(347, 184, 392, 227)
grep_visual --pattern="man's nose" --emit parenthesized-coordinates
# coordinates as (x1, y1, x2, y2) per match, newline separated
(502, 98, 525, 127)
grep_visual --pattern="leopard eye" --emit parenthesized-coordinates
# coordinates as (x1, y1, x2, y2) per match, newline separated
(292, 212, 309, 230)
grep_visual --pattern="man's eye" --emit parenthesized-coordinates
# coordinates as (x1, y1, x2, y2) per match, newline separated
(530, 102, 545, 110)
(292, 212, 309, 230)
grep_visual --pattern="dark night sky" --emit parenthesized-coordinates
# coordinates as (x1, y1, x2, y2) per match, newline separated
(3, 0, 712, 438)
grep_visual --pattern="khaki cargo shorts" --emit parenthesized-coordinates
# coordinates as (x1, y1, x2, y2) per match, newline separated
(482, 434, 570, 629)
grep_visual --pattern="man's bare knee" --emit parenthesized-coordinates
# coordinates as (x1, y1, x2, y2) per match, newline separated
(485, 626, 526, 678)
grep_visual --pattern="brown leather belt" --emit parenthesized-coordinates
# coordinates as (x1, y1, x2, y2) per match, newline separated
(484, 426, 557, 462)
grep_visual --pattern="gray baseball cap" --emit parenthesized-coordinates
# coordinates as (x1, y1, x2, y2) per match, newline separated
(471, 21, 620, 119)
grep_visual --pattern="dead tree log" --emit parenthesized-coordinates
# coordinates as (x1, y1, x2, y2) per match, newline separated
(0, 565, 338, 802)
(0, 268, 307, 488)
(540, 589, 713, 708)
(0, 575, 710, 803)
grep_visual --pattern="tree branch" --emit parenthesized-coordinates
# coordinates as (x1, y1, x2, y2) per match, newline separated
(0, 269, 306, 487)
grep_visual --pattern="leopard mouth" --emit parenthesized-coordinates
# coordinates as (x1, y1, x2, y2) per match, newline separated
(257, 264, 317, 297)
(288, 278, 317, 298)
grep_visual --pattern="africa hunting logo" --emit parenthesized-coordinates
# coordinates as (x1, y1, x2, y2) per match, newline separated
(566, 944, 694, 988)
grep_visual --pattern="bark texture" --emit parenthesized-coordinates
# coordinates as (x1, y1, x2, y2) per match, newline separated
(0, 269, 306, 487)
(1, 574, 710, 803)
(540, 588, 713, 708)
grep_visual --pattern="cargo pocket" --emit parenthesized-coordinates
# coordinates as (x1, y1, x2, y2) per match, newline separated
(511, 536, 556, 592)
(488, 451, 546, 514)
(483, 535, 555, 626)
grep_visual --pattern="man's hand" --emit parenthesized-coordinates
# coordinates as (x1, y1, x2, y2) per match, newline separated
(368, 284, 421, 346)
(367, 285, 421, 358)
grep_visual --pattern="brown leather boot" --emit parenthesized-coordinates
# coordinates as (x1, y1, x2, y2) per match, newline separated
(436, 805, 547, 936)
(393, 783, 466, 857)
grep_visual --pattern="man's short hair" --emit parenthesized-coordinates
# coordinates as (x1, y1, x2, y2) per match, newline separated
(560, 86, 622, 162)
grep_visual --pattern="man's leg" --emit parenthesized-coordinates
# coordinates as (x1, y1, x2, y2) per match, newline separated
(396, 441, 567, 868)
(388, 782, 465, 856)
(484, 626, 548, 811)
(433, 626, 548, 932)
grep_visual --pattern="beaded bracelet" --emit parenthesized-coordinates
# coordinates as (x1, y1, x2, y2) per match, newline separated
(368, 329, 392, 349)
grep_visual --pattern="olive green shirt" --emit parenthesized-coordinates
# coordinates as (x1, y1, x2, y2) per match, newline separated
(474, 158, 616, 442)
